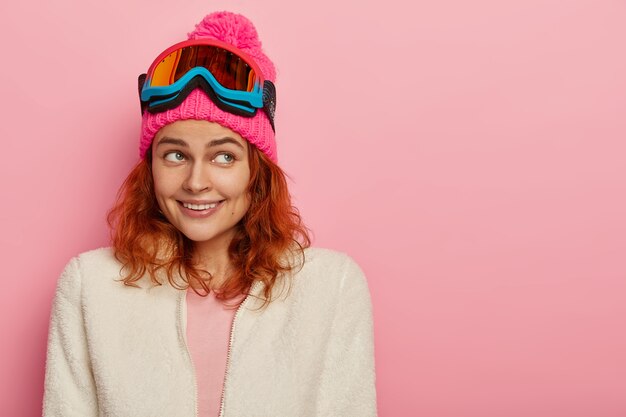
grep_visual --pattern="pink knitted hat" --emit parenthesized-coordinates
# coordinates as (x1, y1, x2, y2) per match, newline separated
(139, 11, 277, 162)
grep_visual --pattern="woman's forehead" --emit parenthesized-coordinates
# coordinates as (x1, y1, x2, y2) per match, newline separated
(156, 120, 246, 144)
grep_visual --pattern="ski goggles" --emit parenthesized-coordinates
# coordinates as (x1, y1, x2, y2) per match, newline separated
(138, 38, 276, 130)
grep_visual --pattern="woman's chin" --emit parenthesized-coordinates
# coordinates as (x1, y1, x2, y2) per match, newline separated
(181, 227, 236, 246)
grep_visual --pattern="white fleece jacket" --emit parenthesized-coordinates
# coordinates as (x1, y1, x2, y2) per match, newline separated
(43, 246, 377, 417)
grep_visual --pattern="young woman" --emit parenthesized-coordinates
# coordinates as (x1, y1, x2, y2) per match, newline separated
(43, 11, 377, 417)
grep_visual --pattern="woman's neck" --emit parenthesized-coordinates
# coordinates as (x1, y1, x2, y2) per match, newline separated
(190, 231, 235, 290)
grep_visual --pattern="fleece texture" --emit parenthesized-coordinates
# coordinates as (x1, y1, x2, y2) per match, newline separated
(43, 247, 378, 417)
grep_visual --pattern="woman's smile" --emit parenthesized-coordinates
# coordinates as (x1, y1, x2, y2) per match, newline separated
(177, 199, 225, 218)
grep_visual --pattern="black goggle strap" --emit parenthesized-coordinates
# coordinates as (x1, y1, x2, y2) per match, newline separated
(262, 80, 276, 132)
(138, 73, 148, 114)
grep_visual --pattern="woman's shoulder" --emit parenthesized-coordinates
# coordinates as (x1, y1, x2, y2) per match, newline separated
(301, 246, 365, 271)
(56, 246, 178, 304)
(52, 247, 121, 301)
(266, 246, 373, 315)
(68, 246, 125, 278)
(73, 246, 118, 265)
(290, 246, 369, 293)
(59, 246, 149, 290)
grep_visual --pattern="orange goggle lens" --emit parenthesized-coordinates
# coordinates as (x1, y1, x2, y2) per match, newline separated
(149, 44, 258, 92)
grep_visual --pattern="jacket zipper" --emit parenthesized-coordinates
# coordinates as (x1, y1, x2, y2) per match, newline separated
(179, 290, 199, 417)
(218, 280, 262, 417)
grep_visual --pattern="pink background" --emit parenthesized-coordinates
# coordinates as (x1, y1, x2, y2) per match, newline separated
(1, 0, 625, 416)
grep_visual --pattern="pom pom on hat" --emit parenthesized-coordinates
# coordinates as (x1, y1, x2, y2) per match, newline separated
(186, 11, 276, 82)
(188, 11, 261, 50)
(139, 11, 277, 162)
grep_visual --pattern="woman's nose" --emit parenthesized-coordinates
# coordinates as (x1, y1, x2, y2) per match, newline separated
(183, 161, 212, 193)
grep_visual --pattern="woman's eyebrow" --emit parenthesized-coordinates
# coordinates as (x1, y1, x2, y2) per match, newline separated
(208, 137, 245, 149)
(156, 137, 188, 148)
(156, 136, 244, 149)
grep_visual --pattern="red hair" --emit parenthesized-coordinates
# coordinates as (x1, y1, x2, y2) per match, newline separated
(106, 142, 311, 310)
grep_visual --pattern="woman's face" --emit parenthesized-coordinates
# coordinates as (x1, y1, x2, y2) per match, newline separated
(151, 119, 251, 249)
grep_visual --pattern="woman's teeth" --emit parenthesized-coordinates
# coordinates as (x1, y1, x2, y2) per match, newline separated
(182, 202, 219, 210)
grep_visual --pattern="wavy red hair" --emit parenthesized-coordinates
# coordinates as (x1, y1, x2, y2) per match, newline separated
(106, 141, 311, 310)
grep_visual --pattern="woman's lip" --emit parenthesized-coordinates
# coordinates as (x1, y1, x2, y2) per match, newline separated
(177, 200, 224, 218)
(178, 199, 225, 205)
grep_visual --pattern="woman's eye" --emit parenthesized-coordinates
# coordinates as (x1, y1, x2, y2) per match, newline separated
(164, 151, 185, 162)
(213, 153, 235, 164)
